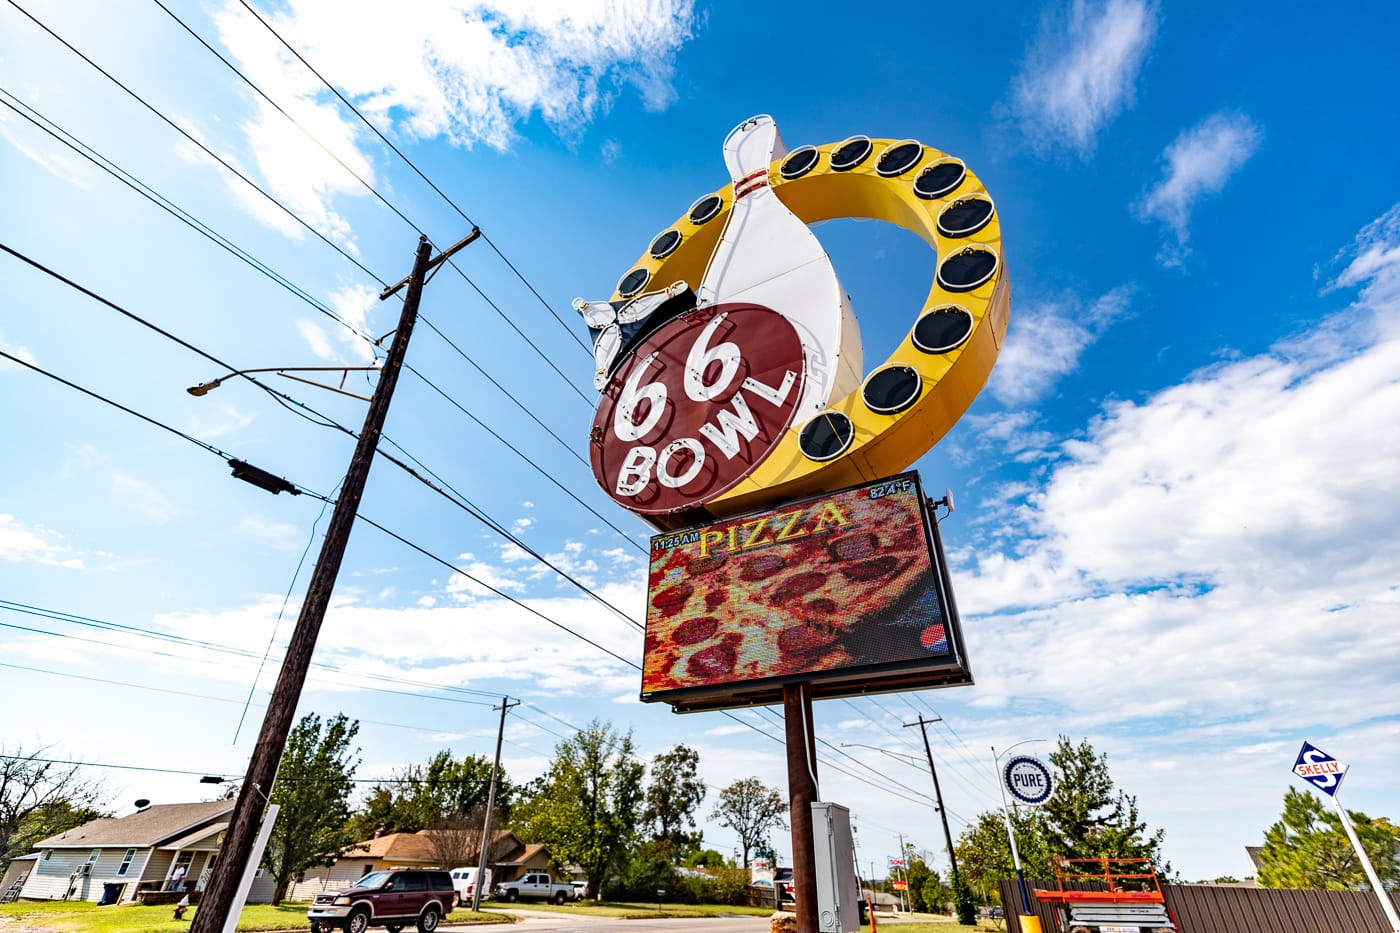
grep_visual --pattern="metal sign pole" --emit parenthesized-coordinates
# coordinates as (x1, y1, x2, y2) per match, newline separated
(1333, 796, 1400, 932)
(992, 747, 1031, 915)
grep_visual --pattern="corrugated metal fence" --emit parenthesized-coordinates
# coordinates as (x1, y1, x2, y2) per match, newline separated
(998, 879, 1400, 932)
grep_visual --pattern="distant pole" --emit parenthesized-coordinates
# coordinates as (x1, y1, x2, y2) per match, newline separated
(897, 833, 908, 913)
(191, 231, 478, 933)
(905, 716, 960, 879)
(472, 696, 518, 911)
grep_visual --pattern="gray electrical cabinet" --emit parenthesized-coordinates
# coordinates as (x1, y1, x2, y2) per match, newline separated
(811, 802, 860, 933)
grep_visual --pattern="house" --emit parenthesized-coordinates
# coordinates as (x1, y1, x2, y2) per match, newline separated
(281, 829, 553, 902)
(17, 800, 274, 905)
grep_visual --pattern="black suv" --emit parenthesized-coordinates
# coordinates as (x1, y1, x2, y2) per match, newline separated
(307, 869, 455, 933)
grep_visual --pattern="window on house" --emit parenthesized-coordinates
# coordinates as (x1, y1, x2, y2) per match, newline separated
(43, 850, 52, 861)
(117, 849, 135, 876)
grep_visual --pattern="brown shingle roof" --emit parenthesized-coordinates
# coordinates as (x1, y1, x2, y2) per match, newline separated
(36, 801, 235, 849)
(341, 829, 523, 864)
(342, 832, 439, 862)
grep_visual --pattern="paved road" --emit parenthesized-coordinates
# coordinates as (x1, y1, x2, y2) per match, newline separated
(441, 909, 772, 933)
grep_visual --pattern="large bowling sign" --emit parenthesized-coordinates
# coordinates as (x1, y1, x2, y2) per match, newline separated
(579, 115, 1010, 531)
(640, 472, 971, 710)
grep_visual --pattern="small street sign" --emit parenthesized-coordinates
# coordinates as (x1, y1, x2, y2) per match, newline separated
(1292, 741, 1348, 797)
(1003, 755, 1054, 805)
(892, 880, 908, 891)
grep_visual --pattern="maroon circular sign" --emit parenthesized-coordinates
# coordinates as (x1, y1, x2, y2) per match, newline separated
(590, 303, 806, 516)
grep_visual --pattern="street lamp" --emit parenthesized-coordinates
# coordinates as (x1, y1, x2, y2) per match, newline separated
(992, 739, 1049, 921)
(187, 365, 380, 401)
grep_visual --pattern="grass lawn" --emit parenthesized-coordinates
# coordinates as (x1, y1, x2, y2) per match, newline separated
(484, 900, 777, 919)
(0, 900, 509, 932)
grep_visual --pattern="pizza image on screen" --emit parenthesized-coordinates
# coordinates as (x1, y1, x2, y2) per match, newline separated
(642, 473, 949, 698)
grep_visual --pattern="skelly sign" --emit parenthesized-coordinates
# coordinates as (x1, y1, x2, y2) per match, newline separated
(578, 115, 1011, 530)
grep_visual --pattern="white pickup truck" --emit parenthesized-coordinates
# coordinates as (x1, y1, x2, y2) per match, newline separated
(494, 872, 577, 904)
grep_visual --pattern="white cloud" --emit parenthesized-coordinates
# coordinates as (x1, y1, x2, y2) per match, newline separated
(297, 319, 337, 360)
(238, 515, 303, 549)
(0, 327, 38, 370)
(988, 288, 1131, 404)
(1138, 112, 1261, 265)
(959, 205, 1400, 734)
(1010, 0, 1158, 155)
(0, 514, 83, 569)
(213, 0, 697, 237)
(1331, 202, 1400, 324)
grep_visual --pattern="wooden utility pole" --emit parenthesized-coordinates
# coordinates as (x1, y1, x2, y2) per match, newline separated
(471, 695, 518, 911)
(905, 715, 960, 885)
(784, 682, 819, 933)
(192, 231, 477, 933)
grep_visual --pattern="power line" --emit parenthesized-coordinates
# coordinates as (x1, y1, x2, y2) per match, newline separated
(0, 87, 377, 350)
(229, 0, 591, 358)
(355, 513, 642, 671)
(4, 0, 390, 288)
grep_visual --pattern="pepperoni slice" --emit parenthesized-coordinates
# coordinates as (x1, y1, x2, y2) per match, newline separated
(688, 554, 729, 575)
(686, 640, 737, 678)
(739, 552, 786, 581)
(828, 531, 879, 562)
(652, 582, 693, 615)
(674, 616, 720, 645)
(806, 597, 838, 615)
(771, 571, 826, 605)
(778, 624, 839, 654)
(840, 556, 903, 582)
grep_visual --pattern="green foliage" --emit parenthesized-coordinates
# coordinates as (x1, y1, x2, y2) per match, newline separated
(264, 713, 360, 904)
(646, 745, 706, 861)
(0, 745, 107, 873)
(347, 750, 506, 839)
(950, 870, 977, 925)
(954, 809, 1052, 903)
(511, 719, 645, 899)
(605, 847, 750, 905)
(685, 848, 734, 870)
(710, 777, 787, 868)
(900, 847, 950, 914)
(1258, 786, 1400, 890)
(954, 736, 1168, 905)
(1042, 737, 1167, 870)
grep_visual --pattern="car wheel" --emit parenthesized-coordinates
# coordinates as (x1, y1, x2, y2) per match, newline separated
(553, 890, 568, 905)
(505, 889, 518, 903)
(417, 906, 441, 932)
(344, 909, 371, 933)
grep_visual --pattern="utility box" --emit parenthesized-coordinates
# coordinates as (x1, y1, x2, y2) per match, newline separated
(811, 802, 860, 933)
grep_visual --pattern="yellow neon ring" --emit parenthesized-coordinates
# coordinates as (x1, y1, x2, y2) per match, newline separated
(607, 137, 1010, 518)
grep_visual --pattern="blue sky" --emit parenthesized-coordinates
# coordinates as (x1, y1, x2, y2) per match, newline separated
(2, 0, 1398, 884)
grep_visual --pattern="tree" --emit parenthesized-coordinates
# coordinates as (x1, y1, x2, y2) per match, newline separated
(347, 750, 507, 839)
(901, 846, 951, 914)
(711, 777, 787, 868)
(954, 808, 1052, 905)
(1258, 786, 1400, 890)
(264, 713, 360, 904)
(1041, 737, 1167, 870)
(0, 746, 106, 872)
(646, 745, 706, 861)
(954, 737, 1170, 909)
(511, 720, 645, 899)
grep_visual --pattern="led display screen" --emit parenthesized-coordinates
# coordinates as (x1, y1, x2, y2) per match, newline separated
(641, 472, 971, 710)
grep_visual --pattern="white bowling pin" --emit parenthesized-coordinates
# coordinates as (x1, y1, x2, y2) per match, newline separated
(699, 115, 863, 425)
